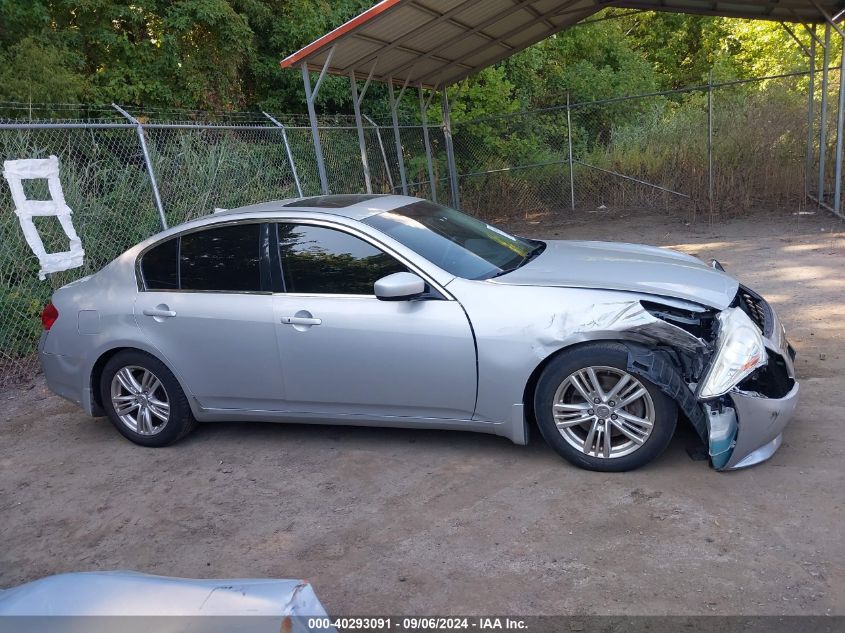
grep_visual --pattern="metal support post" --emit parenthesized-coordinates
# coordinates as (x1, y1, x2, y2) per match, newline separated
(363, 114, 394, 191)
(262, 112, 303, 197)
(301, 47, 335, 196)
(441, 89, 461, 209)
(818, 24, 831, 202)
(708, 71, 714, 219)
(112, 103, 167, 229)
(388, 78, 409, 195)
(566, 91, 575, 210)
(781, 22, 813, 56)
(350, 66, 376, 194)
(833, 37, 845, 215)
(419, 86, 438, 202)
(811, 0, 845, 38)
(806, 26, 816, 200)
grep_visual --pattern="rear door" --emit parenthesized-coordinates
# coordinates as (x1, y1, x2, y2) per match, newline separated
(271, 221, 477, 420)
(135, 222, 285, 411)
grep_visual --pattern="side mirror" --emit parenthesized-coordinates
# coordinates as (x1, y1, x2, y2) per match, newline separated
(374, 272, 426, 301)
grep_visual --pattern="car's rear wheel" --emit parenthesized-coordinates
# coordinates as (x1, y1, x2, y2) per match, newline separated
(100, 350, 196, 447)
(534, 343, 677, 472)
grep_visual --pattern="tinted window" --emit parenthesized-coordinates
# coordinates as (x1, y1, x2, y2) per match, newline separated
(277, 224, 407, 295)
(141, 237, 178, 290)
(364, 201, 538, 279)
(180, 224, 261, 292)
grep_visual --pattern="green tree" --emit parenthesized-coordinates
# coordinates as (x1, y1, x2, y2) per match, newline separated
(0, 2, 820, 114)
(0, 0, 372, 112)
(503, 17, 658, 109)
(0, 36, 90, 103)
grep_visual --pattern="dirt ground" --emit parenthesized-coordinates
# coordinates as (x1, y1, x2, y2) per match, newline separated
(1, 205, 844, 616)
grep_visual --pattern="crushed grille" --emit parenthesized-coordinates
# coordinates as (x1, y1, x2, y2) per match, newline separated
(734, 286, 772, 335)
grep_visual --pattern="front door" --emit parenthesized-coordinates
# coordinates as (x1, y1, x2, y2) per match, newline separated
(271, 222, 477, 420)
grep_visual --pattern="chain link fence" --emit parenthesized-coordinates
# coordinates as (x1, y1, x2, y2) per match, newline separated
(452, 70, 813, 222)
(0, 108, 405, 385)
(0, 69, 828, 386)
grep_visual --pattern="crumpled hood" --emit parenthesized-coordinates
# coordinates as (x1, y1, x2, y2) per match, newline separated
(493, 240, 738, 309)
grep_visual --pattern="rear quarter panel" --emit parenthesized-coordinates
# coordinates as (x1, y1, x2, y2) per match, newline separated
(41, 254, 153, 414)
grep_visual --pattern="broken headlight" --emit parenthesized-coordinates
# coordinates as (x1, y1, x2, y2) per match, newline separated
(697, 307, 767, 399)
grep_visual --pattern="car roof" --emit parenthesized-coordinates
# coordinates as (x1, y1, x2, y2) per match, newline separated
(131, 194, 427, 254)
(213, 194, 421, 221)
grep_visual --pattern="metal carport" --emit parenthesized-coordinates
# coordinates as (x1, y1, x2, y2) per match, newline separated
(281, 0, 845, 217)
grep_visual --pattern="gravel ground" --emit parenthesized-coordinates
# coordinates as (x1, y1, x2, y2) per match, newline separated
(1, 206, 843, 616)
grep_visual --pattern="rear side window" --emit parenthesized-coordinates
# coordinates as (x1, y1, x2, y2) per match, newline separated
(180, 224, 261, 292)
(141, 224, 262, 292)
(141, 238, 178, 290)
(277, 223, 407, 295)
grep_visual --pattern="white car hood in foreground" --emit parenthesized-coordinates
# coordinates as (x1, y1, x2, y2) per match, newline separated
(493, 240, 739, 309)
(0, 572, 331, 629)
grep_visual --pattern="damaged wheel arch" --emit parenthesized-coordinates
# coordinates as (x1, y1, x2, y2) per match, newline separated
(521, 296, 733, 470)
(531, 340, 679, 471)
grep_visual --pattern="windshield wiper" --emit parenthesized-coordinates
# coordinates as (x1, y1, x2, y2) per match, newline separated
(521, 241, 546, 265)
(491, 241, 546, 278)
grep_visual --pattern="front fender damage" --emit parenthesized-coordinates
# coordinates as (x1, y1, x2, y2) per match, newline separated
(546, 300, 709, 354)
(579, 299, 799, 471)
(557, 299, 735, 469)
(624, 345, 711, 450)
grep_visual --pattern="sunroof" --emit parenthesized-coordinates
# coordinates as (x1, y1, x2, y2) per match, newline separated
(283, 194, 385, 209)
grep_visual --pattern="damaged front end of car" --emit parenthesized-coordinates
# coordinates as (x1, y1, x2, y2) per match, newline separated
(696, 285, 798, 470)
(581, 285, 798, 471)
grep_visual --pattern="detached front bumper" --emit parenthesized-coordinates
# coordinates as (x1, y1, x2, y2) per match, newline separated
(706, 288, 799, 471)
(722, 381, 799, 469)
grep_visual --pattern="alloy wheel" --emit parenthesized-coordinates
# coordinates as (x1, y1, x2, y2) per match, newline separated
(110, 365, 170, 436)
(552, 366, 655, 459)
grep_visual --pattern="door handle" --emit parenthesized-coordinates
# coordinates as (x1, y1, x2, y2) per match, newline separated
(143, 307, 177, 318)
(281, 316, 322, 326)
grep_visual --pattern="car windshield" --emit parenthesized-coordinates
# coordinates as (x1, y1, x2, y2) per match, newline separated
(363, 201, 544, 279)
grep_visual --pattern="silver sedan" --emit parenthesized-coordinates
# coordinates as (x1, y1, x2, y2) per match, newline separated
(38, 195, 798, 471)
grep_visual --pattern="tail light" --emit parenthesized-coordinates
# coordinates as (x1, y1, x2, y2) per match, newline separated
(41, 302, 59, 331)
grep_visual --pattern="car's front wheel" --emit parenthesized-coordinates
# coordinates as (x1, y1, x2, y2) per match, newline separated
(534, 343, 677, 472)
(100, 350, 197, 447)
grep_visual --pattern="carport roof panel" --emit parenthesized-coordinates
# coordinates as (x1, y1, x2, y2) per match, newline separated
(280, 0, 844, 88)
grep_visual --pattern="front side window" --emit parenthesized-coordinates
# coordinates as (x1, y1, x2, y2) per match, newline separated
(277, 223, 407, 295)
(363, 201, 540, 279)
(180, 224, 261, 292)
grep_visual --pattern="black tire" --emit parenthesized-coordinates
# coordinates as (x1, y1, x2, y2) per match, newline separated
(100, 350, 197, 447)
(533, 342, 677, 472)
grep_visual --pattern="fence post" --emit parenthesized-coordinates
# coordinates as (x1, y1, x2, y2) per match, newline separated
(363, 114, 394, 192)
(806, 26, 816, 201)
(419, 86, 438, 203)
(262, 111, 304, 197)
(818, 23, 831, 202)
(834, 37, 845, 215)
(441, 89, 461, 209)
(708, 71, 714, 220)
(112, 103, 168, 230)
(350, 71, 373, 194)
(388, 78, 409, 195)
(566, 91, 575, 210)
